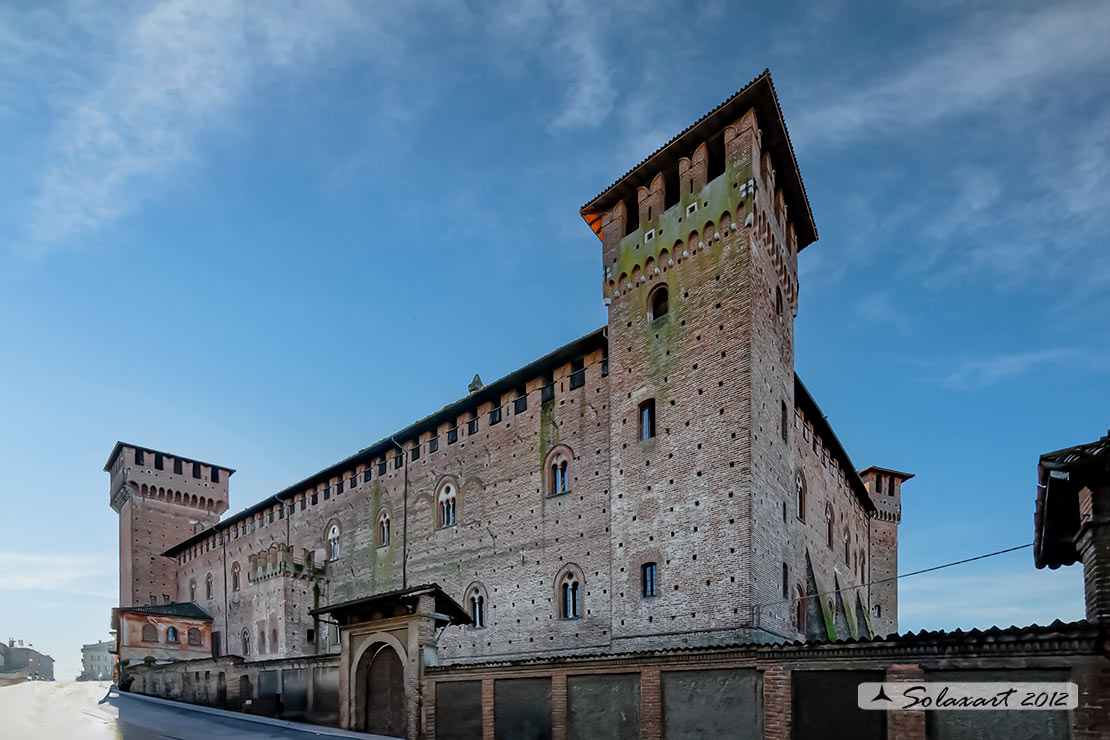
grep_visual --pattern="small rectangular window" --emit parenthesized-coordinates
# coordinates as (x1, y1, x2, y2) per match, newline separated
(193, 462, 201, 479)
(642, 562, 658, 597)
(336, 479, 343, 494)
(378, 461, 387, 476)
(601, 356, 609, 377)
(875, 476, 883, 494)
(300, 497, 306, 511)
(541, 380, 555, 403)
(212, 467, 220, 484)
(569, 359, 585, 389)
(349, 475, 357, 489)
(411, 443, 421, 461)
(311, 492, 318, 505)
(135, 449, 145, 466)
(782, 563, 789, 598)
(363, 469, 372, 483)
(639, 399, 656, 441)
(323, 485, 330, 500)
(428, 436, 439, 453)
(781, 401, 789, 443)
(447, 427, 458, 444)
(268, 510, 274, 523)
(393, 454, 401, 469)
(489, 404, 502, 425)
(174, 458, 183, 474)
(154, 453, 163, 470)
(514, 390, 527, 414)
(467, 416, 479, 435)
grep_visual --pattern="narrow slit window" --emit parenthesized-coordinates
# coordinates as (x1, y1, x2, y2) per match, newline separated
(639, 399, 656, 441)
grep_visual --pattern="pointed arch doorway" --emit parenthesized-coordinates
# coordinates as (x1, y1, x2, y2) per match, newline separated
(358, 642, 405, 737)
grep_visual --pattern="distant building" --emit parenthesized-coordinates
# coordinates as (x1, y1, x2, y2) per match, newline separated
(112, 602, 214, 673)
(0, 639, 54, 684)
(79, 640, 116, 681)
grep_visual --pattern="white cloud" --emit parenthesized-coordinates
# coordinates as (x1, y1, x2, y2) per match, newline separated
(933, 348, 1106, 391)
(0, 552, 116, 599)
(794, 1, 1110, 146)
(24, 0, 382, 251)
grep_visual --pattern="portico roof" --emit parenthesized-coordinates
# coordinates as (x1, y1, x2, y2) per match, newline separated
(311, 584, 472, 628)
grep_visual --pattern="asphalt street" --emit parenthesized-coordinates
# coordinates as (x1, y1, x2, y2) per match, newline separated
(0, 681, 382, 740)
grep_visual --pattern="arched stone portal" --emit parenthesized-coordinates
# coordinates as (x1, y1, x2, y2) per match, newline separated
(357, 642, 405, 736)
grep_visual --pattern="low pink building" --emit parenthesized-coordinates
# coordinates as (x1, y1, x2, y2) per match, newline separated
(113, 602, 214, 678)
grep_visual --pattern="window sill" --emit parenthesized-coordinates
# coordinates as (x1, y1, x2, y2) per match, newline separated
(547, 490, 571, 498)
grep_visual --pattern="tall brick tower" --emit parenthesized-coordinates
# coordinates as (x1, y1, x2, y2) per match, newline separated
(582, 72, 817, 647)
(858, 466, 912, 637)
(106, 442, 231, 607)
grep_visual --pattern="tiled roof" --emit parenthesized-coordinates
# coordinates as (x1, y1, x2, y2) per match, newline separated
(580, 70, 817, 251)
(118, 602, 213, 620)
(428, 620, 1098, 672)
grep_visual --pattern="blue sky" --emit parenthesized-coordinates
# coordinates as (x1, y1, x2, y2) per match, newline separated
(1, 0, 1106, 680)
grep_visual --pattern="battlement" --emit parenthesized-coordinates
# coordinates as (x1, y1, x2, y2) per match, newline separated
(106, 442, 232, 515)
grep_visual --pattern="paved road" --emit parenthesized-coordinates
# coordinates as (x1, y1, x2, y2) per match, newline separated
(0, 681, 377, 740)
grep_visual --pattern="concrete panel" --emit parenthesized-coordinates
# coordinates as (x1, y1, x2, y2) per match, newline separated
(661, 669, 761, 740)
(925, 669, 1071, 740)
(495, 677, 552, 740)
(568, 673, 640, 740)
(311, 665, 340, 726)
(282, 668, 310, 719)
(436, 681, 483, 740)
(793, 670, 885, 740)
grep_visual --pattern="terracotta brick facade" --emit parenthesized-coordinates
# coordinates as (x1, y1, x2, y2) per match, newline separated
(111, 73, 902, 673)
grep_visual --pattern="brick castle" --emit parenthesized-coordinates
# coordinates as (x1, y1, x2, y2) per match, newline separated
(108, 71, 911, 668)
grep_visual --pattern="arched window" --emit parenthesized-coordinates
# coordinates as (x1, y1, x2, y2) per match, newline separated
(271, 628, 278, 652)
(795, 471, 806, 521)
(167, 627, 179, 643)
(205, 573, 213, 600)
(232, 562, 241, 592)
(189, 580, 196, 601)
(775, 286, 784, 317)
(560, 572, 581, 619)
(648, 285, 669, 320)
(377, 511, 391, 546)
(259, 628, 266, 654)
(826, 505, 835, 549)
(438, 484, 457, 528)
(142, 624, 158, 643)
(548, 450, 571, 495)
(326, 524, 341, 561)
(188, 628, 201, 646)
(860, 551, 866, 582)
(844, 528, 851, 563)
(471, 593, 485, 627)
(639, 399, 656, 441)
(241, 630, 250, 656)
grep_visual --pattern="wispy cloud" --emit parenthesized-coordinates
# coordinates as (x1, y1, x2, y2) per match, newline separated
(933, 348, 1107, 391)
(0, 552, 115, 599)
(14, 0, 626, 254)
(794, 0, 1110, 146)
(24, 1, 379, 251)
(855, 291, 910, 333)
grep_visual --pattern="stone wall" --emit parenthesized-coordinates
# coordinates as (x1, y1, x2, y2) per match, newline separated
(424, 623, 1105, 740)
(126, 653, 340, 726)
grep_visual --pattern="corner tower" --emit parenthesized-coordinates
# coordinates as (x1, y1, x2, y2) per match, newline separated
(581, 71, 818, 647)
(859, 466, 913, 637)
(106, 442, 232, 607)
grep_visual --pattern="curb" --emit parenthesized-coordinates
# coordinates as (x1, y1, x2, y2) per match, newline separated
(112, 688, 399, 739)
